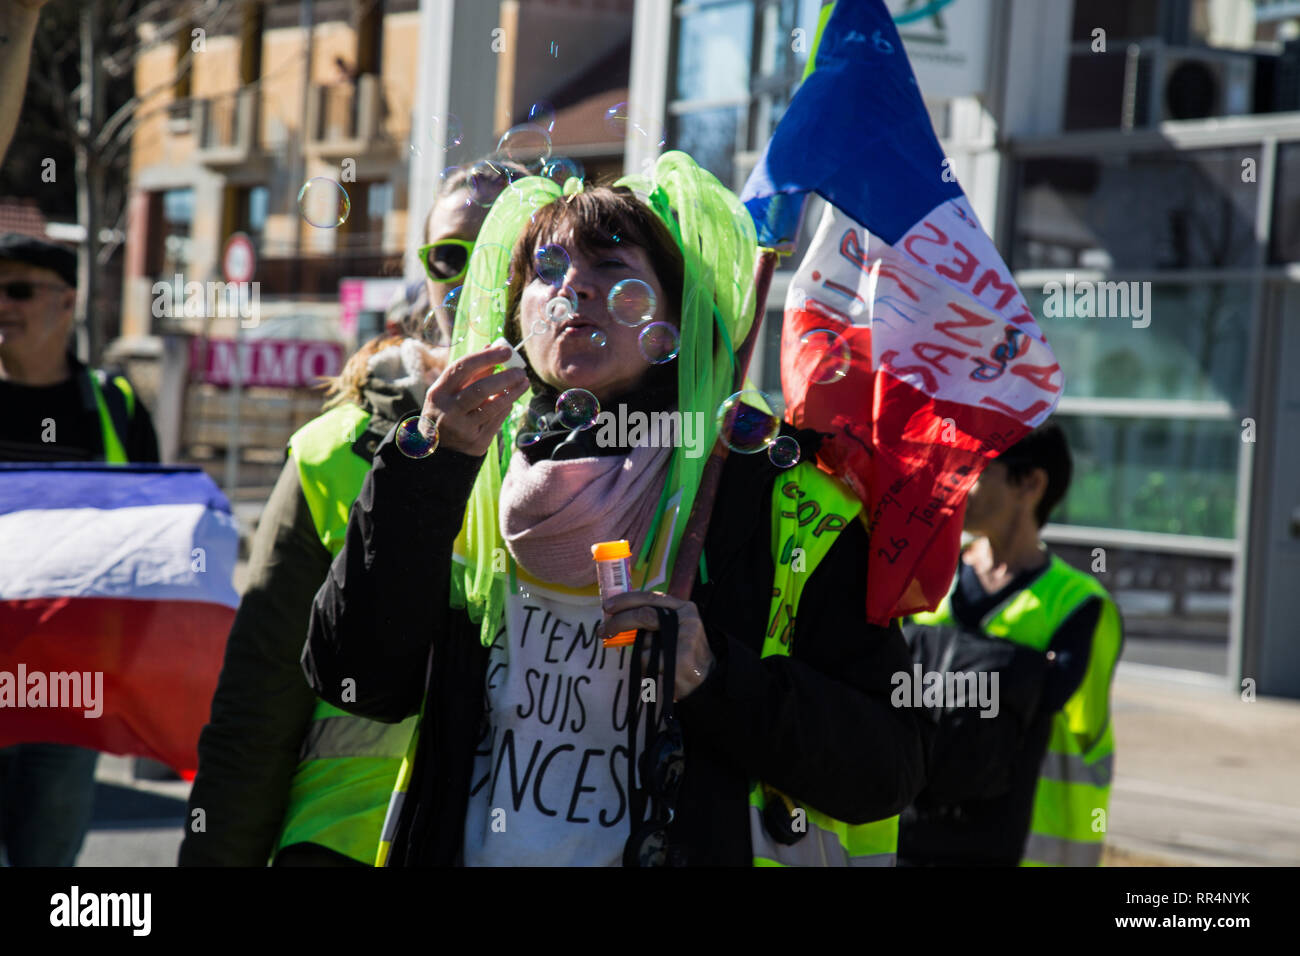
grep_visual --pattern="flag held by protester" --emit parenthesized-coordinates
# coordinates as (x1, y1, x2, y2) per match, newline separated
(0, 464, 238, 772)
(741, 0, 1062, 625)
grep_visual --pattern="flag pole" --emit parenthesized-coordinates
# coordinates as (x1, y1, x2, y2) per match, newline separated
(668, 247, 780, 600)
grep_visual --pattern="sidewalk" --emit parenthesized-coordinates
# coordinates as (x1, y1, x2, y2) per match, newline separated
(1104, 664, 1300, 866)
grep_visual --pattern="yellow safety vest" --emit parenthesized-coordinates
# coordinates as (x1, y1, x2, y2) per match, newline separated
(912, 554, 1122, 866)
(277, 403, 418, 865)
(86, 370, 135, 464)
(749, 461, 899, 866)
(377, 459, 899, 866)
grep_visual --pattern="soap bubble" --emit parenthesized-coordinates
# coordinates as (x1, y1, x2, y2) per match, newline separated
(497, 124, 552, 171)
(468, 159, 515, 207)
(602, 102, 666, 147)
(604, 102, 629, 135)
(297, 178, 350, 228)
(555, 388, 600, 430)
(542, 156, 584, 186)
(527, 101, 556, 132)
(535, 244, 570, 286)
(799, 328, 852, 384)
(715, 391, 780, 454)
(638, 322, 679, 364)
(429, 114, 464, 150)
(395, 415, 439, 459)
(767, 435, 801, 469)
(545, 290, 577, 324)
(442, 285, 463, 314)
(420, 308, 440, 344)
(589, 329, 607, 348)
(607, 278, 656, 327)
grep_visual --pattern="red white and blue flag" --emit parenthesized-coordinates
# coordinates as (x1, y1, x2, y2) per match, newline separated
(0, 464, 237, 772)
(741, 0, 1062, 625)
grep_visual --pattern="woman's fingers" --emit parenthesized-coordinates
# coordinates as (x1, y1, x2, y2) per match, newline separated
(437, 344, 514, 392)
(418, 344, 528, 457)
(455, 367, 528, 413)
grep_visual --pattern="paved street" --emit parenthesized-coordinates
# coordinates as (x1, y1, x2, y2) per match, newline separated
(71, 662, 1300, 867)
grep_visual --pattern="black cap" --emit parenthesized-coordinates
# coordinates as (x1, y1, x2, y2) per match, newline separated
(0, 233, 77, 288)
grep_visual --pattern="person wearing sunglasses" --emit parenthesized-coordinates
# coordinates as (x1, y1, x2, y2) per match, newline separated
(0, 232, 160, 867)
(179, 159, 523, 868)
(414, 161, 528, 347)
(303, 153, 927, 867)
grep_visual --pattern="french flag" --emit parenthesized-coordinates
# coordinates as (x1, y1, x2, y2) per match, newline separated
(741, 0, 1062, 625)
(0, 464, 237, 772)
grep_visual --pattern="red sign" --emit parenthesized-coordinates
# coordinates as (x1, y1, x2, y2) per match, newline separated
(190, 338, 344, 388)
(222, 233, 256, 284)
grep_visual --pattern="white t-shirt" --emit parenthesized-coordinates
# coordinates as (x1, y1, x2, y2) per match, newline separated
(461, 570, 639, 866)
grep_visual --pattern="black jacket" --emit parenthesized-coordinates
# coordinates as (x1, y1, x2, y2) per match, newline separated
(179, 378, 418, 866)
(302, 425, 928, 866)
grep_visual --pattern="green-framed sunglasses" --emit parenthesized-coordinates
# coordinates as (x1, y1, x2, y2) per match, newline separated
(418, 237, 476, 284)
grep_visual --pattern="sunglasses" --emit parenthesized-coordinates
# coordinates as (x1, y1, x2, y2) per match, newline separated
(418, 238, 476, 284)
(0, 280, 68, 301)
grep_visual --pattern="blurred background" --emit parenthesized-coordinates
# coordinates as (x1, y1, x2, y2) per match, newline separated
(4, 0, 1300, 864)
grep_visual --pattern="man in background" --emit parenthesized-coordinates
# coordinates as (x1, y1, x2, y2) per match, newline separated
(901, 421, 1123, 866)
(0, 232, 159, 865)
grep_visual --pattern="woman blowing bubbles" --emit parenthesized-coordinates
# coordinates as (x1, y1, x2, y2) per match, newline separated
(303, 152, 926, 866)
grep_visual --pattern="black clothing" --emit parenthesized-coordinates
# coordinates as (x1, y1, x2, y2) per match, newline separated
(303, 426, 928, 866)
(897, 559, 1103, 865)
(0, 357, 158, 463)
(179, 378, 418, 867)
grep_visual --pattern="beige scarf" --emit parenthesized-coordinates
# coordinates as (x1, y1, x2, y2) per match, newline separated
(499, 444, 672, 587)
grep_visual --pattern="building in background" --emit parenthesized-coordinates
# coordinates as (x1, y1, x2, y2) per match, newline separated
(625, 0, 1300, 696)
(112, 0, 1300, 696)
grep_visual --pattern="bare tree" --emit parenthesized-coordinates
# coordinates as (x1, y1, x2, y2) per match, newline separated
(19, 0, 231, 364)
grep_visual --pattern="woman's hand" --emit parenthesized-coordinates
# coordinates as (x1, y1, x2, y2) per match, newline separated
(421, 344, 528, 457)
(601, 591, 715, 699)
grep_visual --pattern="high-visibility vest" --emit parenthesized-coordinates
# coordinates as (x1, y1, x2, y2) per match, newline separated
(377, 459, 899, 866)
(86, 369, 135, 464)
(912, 554, 1122, 866)
(748, 461, 899, 866)
(276, 403, 419, 865)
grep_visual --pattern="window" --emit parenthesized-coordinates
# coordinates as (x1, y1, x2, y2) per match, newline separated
(149, 188, 195, 280)
(337, 179, 392, 251)
(232, 185, 269, 247)
(1011, 149, 1259, 272)
(1023, 281, 1254, 406)
(1271, 142, 1300, 263)
(1055, 416, 1241, 539)
(669, 0, 824, 191)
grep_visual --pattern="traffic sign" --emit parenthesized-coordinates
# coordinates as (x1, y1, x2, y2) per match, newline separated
(222, 232, 256, 284)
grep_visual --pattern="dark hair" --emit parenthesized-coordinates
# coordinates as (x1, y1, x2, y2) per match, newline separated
(999, 420, 1073, 528)
(503, 185, 684, 344)
(423, 159, 530, 244)
(502, 185, 685, 399)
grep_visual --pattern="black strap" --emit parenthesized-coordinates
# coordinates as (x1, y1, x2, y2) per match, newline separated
(624, 606, 679, 836)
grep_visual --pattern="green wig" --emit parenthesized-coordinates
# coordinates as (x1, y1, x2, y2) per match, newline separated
(447, 151, 759, 646)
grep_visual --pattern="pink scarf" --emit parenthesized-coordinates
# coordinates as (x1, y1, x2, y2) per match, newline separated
(499, 444, 672, 587)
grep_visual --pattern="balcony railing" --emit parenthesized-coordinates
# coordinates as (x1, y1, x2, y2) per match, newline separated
(194, 88, 260, 165)
(305, 73, 389, 157)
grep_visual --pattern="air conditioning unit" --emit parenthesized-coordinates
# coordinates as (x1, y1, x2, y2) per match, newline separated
(1158, 46, 1255, 120)
(1065, 41, 1256, 130)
